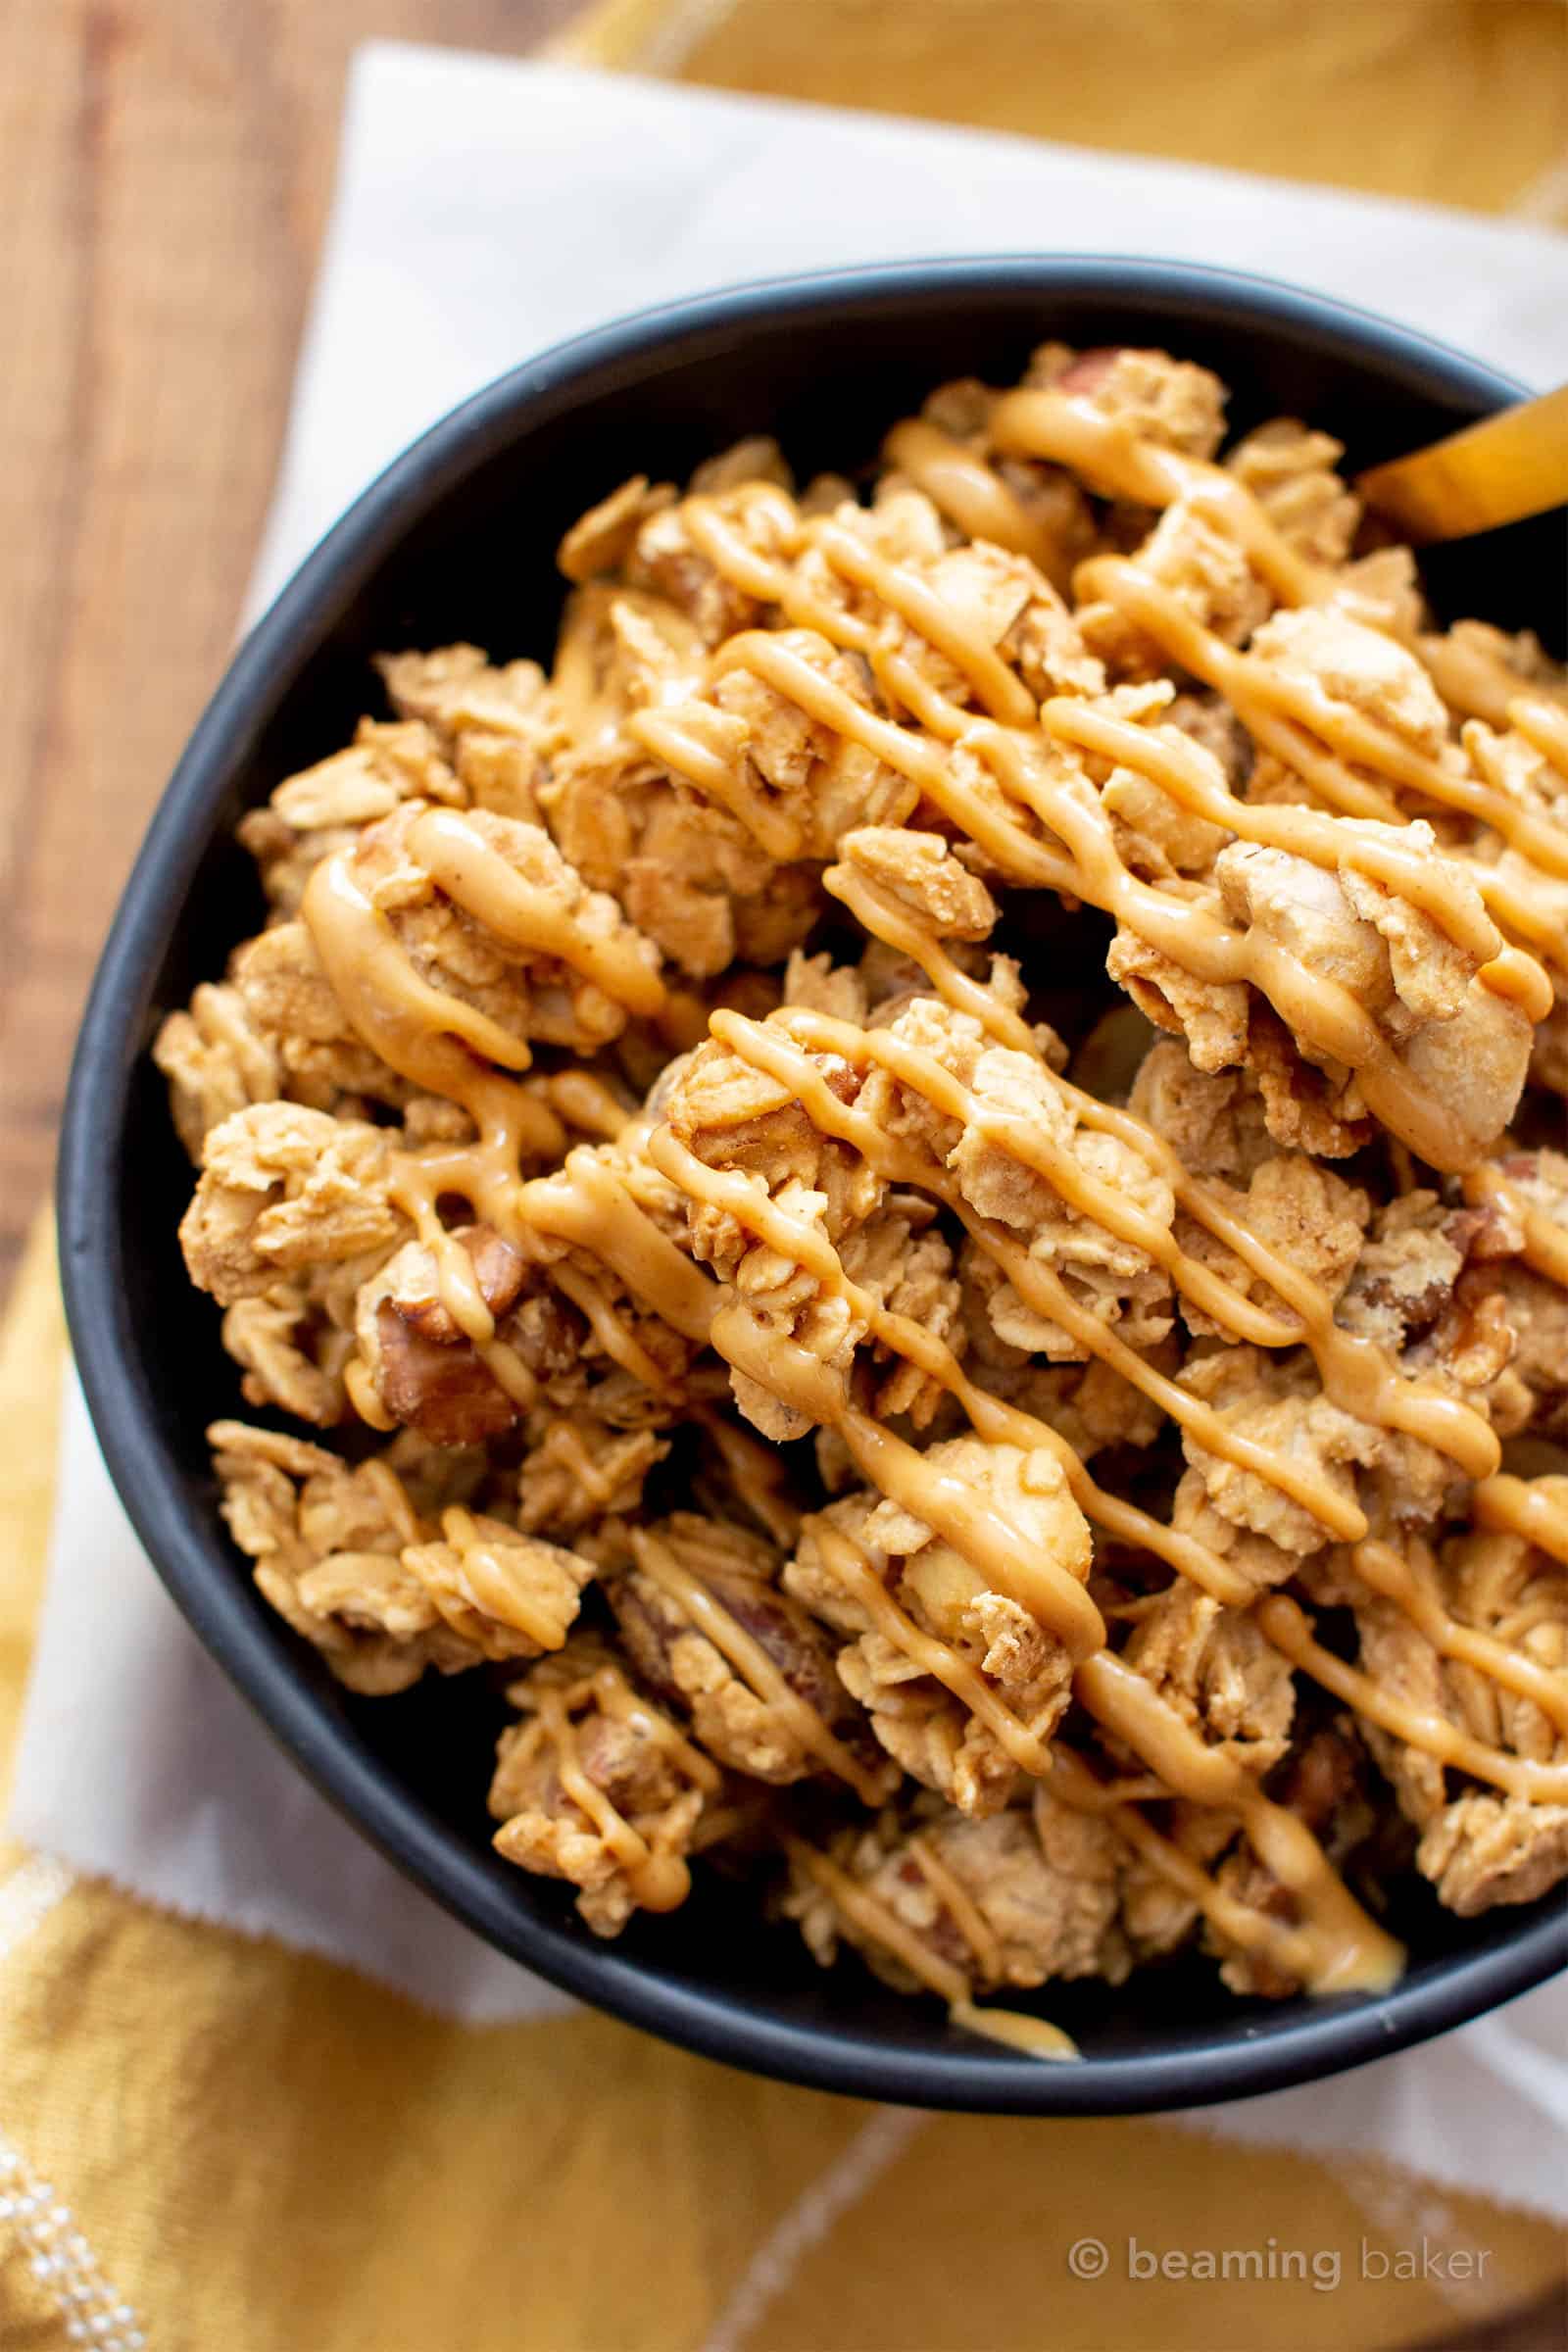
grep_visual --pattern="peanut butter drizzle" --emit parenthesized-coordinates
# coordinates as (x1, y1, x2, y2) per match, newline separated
(659, 426, 1566, 1121)
(708, 1004, 1367, 1539)
(535, 1417, 619, 1506)
(906, 1834, 1080, 2059)
(684, 1014, 1280, 1606)
(549, 1259, 680, 1397)
(1256, 1594, 1568, 1803)
(526, 1069, 636, 1142)
(652, 1062, 1400, 1987)
(437, 1505, 565, 1648)
(986, 386, 1330, 605)
(906, 1836, 1004, 1978)
(630, 1529, 891, 1804)
(786, 1834, 1079, 2058)
(985, 382, 1568, 776)
(391, 1174, 542, 1410)
(527, 1667, 714, 1916)
(1351, 1535, 1568, 1740)
(291, 401, 1566, 1998)
(808, 1519, 1071, 1777)
(1076, 554, 1568, 910)
(698, 1005, 1562, 1815)
(1045, 697, 1502, 958)
(304, 844, 716, 1408)
(676, 493, 1037, 744)
(944, 2003, 1081, 2061)
(406, 808, 667, 1017)
(669, 614, 1504, 1169)
(824, 853, 1498, 1481)
(1474, 1473, 1568, 1568)
(1462, 1165, 1568, 1290)
(974, 384, 1568, 901)
(1418, 640, 1568, 732)
(1049, 1752, 1354, 1992)
(1512, 695, 1568, 774)
(303, 851, 564, 1156)
(809, 514, 1039, 727)
(650, 1122, 1114, 1645)
(694, 1407, 804, 1548)
(786, 1835, 970, 2003)
(882, 416, 1073, 589)
(515, 1147, 716, 1344)
(1074, 1650, 1404, 1992)
(343, 1357, 397, 1430)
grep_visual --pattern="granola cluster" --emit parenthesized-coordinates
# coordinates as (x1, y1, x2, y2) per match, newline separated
(157, 341, 1568, 2039)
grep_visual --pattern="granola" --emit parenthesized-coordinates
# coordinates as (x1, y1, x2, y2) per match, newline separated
(156, 340, 1568, 2047)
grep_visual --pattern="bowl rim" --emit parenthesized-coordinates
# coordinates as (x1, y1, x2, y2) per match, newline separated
(58, 254, 1568, 2115)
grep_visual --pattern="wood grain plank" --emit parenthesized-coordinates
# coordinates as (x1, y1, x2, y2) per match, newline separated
(0, 0, 579, 1305)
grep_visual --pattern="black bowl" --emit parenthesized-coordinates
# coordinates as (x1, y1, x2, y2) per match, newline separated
(59, 258, 1568, 2113)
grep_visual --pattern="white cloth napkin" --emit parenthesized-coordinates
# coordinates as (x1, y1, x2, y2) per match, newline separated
(14, 38, 1568, 2208)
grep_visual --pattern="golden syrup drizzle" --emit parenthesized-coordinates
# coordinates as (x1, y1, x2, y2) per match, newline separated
(630, 1529, 893, 1805)
(1256, 1594, 1568, 1802)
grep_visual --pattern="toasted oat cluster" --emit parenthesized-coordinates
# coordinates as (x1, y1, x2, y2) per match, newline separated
(159, 342, 1568, 2043)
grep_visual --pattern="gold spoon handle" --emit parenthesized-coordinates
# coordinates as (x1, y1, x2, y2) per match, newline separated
(1354, 382, 1568, 543)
